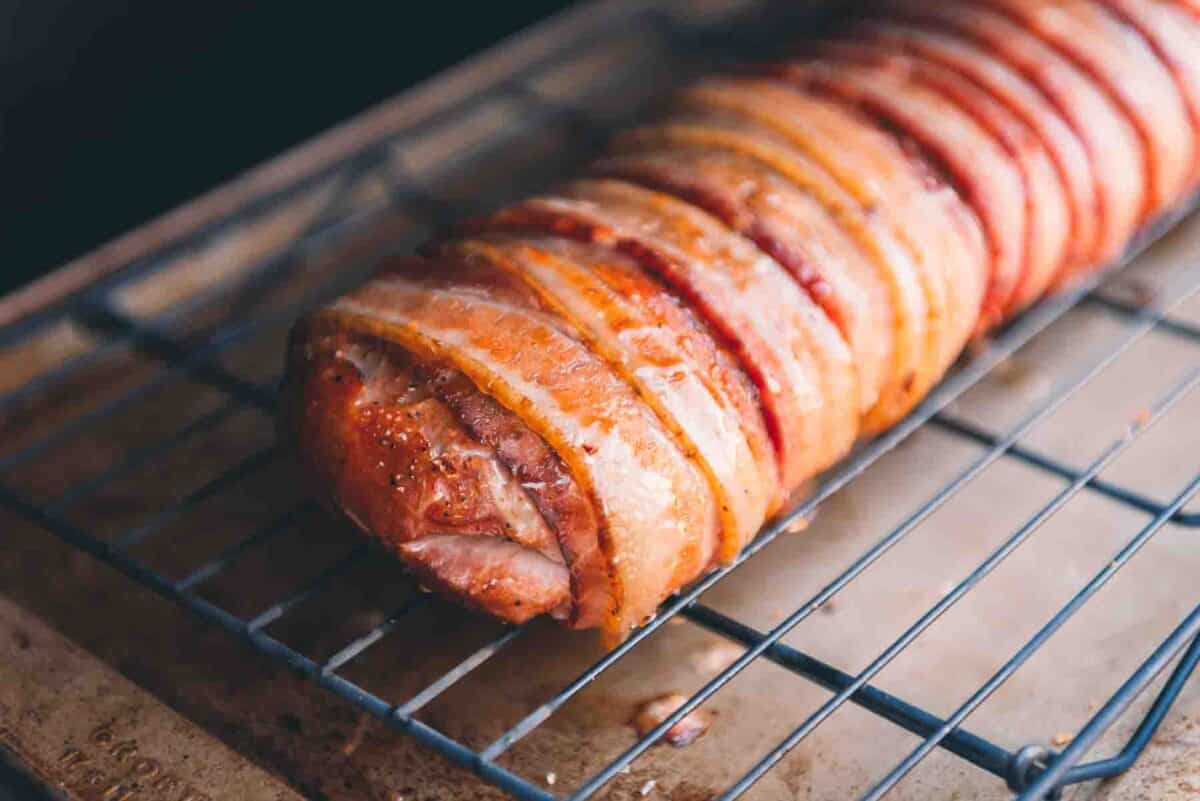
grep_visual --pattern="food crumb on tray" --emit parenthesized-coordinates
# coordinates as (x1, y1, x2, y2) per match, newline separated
(632, 692, 714, 747)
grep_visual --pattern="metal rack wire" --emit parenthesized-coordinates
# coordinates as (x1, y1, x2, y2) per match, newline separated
(1, 2, 1198, 799)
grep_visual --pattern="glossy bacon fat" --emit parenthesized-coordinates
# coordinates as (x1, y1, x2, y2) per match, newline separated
(282, 0, 1200, 642)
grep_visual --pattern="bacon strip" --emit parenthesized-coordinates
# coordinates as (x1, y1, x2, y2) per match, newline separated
(440, 236, 776, 561)
(592, 146, 894, 418)
(1093, 0, 1200, 188)
(322, 280, 719, 639)
(852, 21, 1101, 279)
(400, 535, 570, 623)
(427, 360, 609, 629)
(478, 179, 857, 490)
(779, 56, 1028, 328)
(889, 2, 1145, 262)
(672, 79, 986, 427)
(980, 0, 1195, 209)
(819, 38, 1070, 312)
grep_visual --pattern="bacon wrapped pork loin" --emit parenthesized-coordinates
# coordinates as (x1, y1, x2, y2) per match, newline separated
(281, 0, 1200, 642)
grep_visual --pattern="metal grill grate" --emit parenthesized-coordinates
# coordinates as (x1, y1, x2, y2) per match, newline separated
(1, 2, 1198, 799)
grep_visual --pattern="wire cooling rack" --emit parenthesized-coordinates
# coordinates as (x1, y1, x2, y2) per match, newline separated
(1, 1, 1198, 799)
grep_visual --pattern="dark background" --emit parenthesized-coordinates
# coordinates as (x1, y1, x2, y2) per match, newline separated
(1, 0, 574, 296)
